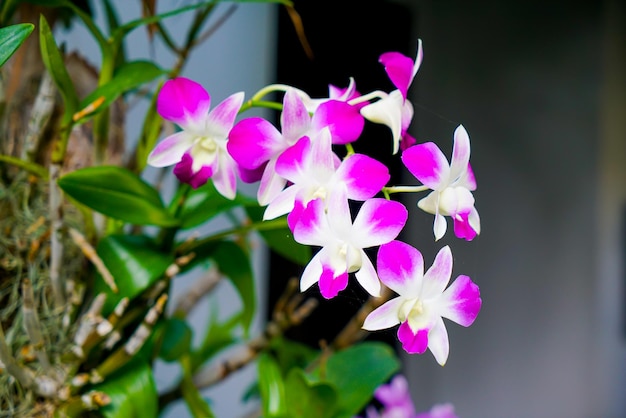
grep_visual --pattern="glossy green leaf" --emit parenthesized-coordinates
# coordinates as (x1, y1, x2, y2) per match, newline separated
(96, 360, 158, 418)
(258, 353, 287, 418)
(246, 206, 311, 265)
(285, 369, 338, 418)
(181, 356, 215, 417)
(269, 337, 318, 373)
(190, 306, 240, 370)
(58, 165, 178, 226)
(75, 61, 165, 123)
(210, 241, 256, 334)
(159, 318, 193, 362)
(94, 234, 174, 314)
(310, 342, 400, 417)
(0, 23, 33, 67)
(39, 15, 79, 115)
(178, 182, 256, 229)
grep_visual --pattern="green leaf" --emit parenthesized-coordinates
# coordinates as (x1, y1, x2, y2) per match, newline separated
(269, 337, 318, 373)
(95, 234, 174, 314)
(0, 23, 33, 68)
(246, 206, 311, 265)
(159, 318, 193, 362)
(178, 182, 256, 229)
(75, 61, 165, 123)
(95, 360, 158, 418)
(58, 165, 178, 226)
(39, 15, 79, 115)
(210, 241, 256, 334)
(190, 306, 240, 370)
(258, 353, 287, 418)
(285, 369, 338, 418)
(309, 342, 401, 417)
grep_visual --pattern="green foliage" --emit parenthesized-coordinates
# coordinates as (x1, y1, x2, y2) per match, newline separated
(74, 61, 165, 123)
(177, 182, 256, 230)
(39, 15, 79, 116)
(95, 360, 158, 418)
(159, 318, 193, 362)
(0, 23, 33, 67)
(245, 206, 311, 266)
(94, 234, 174, 314)
(285, 369, 338, 418)
(308, 342, 401, 417)
(58, 166, 179, 226)
(258, 353, 288, 417)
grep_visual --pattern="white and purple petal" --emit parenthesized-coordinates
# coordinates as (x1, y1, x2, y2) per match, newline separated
(292, 197, 332, 247)
(377, 240, 424, 297)
(173, 153, 212, 189)
(362, 297, 404, 331)
(421, 245, 453, 298)
(402, 142, 450, 190)
(351, 199, 407, 248)
(147, 131, 194, 167)
(336, 154, 390, 201)
(425, 316, 450, 366)
(354, 250, 381, 297)
(281, 89, 311, 143)
(439, 274, 481, 327)
(360, 90, 404, 154)
(397, 322, 429, 354)
(312, 100, 364, 144)
(205, 91, 244, 137)
(157, 77, 211, 128)
(228, 117, 284, 169)
(448, 125, 471, 185)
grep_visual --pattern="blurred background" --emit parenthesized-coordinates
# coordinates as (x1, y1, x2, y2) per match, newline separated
(59, 0, 625, 417)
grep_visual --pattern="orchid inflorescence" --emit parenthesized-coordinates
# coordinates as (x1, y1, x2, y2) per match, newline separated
(148, 40, 481, 366)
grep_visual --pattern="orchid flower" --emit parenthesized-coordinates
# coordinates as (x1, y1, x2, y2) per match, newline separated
(228, 88, 363, 205)
(147, 77, 244, 199)
(359, 39, 422, 154)
(363, 241, 481, 365)
(293, 187, 407, 299)
(264, 127, 389, 229)
(367, 375, 417, 418)
(401, 124, 480, 241)
(415, 404, 459, 418)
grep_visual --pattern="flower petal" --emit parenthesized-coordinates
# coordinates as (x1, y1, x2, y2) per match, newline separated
(449, 125, 471, 185)
(173, 153, 212, 189)
(211, 151, 237, 200)
(257, 158, 287, 206)
(228, 117, 284, 169)
(206, 91, 244, 137)
(397, 321, 429, 354)
(318, 266, 349, 299)
(300, 249, 324, 292)
(275, 136, 311, 182)
(426, 317, 450, 366)
(292, 197, 331, 247)
(157, 77, 210, 128)
(421, 245, 453, 298)
(263, 185, 298, 221)
(377, 240, 424, 297)
(379, 51, 414, 101)
(362, 297, 404, 331)
(312, 100, 364, 144)
(336, 154, 390, 201)
(147, 132, 194, 167)
(402, 142, 450, 190)
(360, 90, 404, 154)
(351, 199, 407, 248)
(281, 89, 311, 143)
(440, 274, 481, 327)
(354, 250, 381, 297)
(433, 213, 447, 241)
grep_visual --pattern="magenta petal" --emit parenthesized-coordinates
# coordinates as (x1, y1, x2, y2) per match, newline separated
(398, 322, 429, 354)
(228, 117, 284, 169)
(377, 241, 424, 297)
(441, 275, 481, 327)
(338, 154, 390, 200)
(318, 267, 348, 299)
(237, 163, 265, 183)
(293, 197, 329, 246)
(400, 132, 417, 152)
(312, 100, 364, 144)
(275, 136, 311, 181)
(402, 142, 450, 190)
(157, 77, 210, 126)
(453, 211, 478, 241)
(352, 199, 408, 248)
(173, 153, 212, 189)
(379, 51, 415, 101)
(287, 198, 306, 231)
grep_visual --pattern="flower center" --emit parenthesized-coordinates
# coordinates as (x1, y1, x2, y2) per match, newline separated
(398, 298, 428, 331)
(198, 136, 217, 153)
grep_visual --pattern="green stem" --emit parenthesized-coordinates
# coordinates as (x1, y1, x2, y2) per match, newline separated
(0, 155, 48, 179)
(382, 185, 429, 194)
(239, 100, 283, 114)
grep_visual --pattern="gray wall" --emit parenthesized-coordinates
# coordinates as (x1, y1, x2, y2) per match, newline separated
(395, 1, 626, 417)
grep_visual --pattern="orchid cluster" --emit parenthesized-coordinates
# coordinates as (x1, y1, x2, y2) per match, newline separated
(147, 40, 481, 366)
